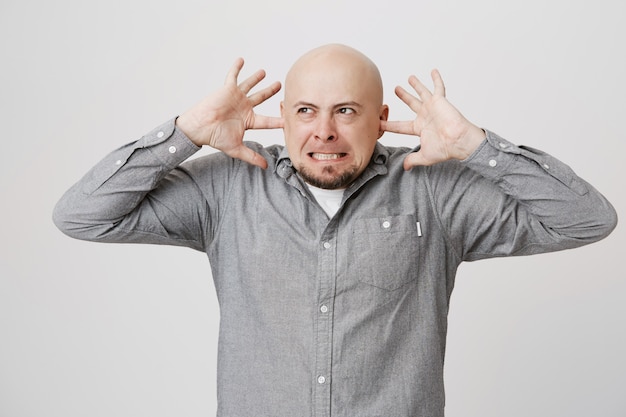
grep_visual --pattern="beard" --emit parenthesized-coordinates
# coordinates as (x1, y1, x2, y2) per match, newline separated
(297, 164, 361, 190)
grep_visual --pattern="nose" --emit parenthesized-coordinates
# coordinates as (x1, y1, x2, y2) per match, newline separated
(314, 114, 337, 142)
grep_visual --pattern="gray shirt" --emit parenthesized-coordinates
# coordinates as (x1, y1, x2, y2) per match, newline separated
(53, 118, 617, 417)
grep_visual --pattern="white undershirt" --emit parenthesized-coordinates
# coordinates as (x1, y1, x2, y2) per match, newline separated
(306, 184, 345, 218)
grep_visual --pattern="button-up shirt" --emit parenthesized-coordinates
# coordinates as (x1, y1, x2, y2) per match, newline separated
(53, 118, 617, 417)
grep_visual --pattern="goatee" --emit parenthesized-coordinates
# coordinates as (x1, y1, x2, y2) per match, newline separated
(297, 165, 360, 190)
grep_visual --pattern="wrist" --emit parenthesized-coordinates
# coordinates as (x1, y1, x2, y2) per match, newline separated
(175, 113, 204, 147)
(457, 124, 486, 160)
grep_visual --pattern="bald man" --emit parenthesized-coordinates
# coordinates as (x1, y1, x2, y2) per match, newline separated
(54, 44, 617, 417)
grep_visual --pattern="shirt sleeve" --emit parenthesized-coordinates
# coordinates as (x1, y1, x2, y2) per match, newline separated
(52, 118, 219, 252)
(425, 130, 617, 262)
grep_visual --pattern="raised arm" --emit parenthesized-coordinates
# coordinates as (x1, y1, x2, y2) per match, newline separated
(383, 70, 617, 258)
(53, 59, 283, 248)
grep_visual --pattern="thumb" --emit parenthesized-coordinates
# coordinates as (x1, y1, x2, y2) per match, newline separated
(402, 151, 433, 171)
(228, 145, 269, 169)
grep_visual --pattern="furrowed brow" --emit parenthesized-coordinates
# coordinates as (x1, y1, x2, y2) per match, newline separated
(293, 101, 318, 109)
(334, 101, 362, 109)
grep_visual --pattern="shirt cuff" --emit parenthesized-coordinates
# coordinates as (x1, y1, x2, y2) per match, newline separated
(461, 130, 518, 181)
(140, 117, 201, 169)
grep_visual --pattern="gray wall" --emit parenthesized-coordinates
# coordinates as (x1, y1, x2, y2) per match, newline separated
(1, 0, 624, 415)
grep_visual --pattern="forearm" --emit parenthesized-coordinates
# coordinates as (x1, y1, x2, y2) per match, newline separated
(463, 130, 617, 243)
(53, 118, 201, 243)
(429, 130, 617, 262)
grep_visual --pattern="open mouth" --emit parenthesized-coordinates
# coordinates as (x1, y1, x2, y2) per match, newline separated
(309, 153, 347, 160)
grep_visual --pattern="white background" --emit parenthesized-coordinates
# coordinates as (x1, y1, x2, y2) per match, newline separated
(1, 0, 624, 416)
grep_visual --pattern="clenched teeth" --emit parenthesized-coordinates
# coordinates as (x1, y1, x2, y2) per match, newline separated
(310, 153, 346, 160)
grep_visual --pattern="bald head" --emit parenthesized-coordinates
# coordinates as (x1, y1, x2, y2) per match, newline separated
(284, 44, 384, 105)
(280, 44, 389, 189)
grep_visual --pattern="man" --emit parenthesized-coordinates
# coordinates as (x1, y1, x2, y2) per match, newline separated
(54, 44, 617, 416)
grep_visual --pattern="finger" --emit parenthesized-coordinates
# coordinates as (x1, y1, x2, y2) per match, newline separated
(252, 115, 284, 130)
(380, 119, 416, 135)
(431, 69, 445, 97)
(394, 86, 422, 112)
(238, 69, 267, 94)
(408, 75, 433, 100)
(228, 145, 269, 169)
(225, 58, 245, 86)
(248, 81, 282, 106)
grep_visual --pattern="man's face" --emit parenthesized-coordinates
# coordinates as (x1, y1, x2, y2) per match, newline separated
(281, 48, 388, 189)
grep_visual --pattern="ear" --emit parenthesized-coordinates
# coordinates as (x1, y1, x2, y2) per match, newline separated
(377, 104, 389, 139)
(280, 101, 285, 117)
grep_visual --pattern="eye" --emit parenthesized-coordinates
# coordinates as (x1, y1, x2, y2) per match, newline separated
(338, 107, 355, 115)
(297, 107, 312, 114)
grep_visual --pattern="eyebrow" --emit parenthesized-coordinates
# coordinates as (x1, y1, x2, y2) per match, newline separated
(292, 100, 363, 110)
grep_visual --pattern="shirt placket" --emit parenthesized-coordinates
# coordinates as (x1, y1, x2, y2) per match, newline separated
(314, 227, 338, 417)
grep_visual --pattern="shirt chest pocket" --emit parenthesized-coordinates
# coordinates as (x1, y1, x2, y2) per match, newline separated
(348, 215, 420, 291)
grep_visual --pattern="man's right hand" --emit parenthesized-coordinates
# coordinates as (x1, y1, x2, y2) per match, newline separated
(176, 58, 283, 169)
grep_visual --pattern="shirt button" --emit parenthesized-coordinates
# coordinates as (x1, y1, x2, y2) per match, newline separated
(157, 131, 165, 138)
(543, 163, 550, 170)
(323, 242, 331, 249)
(488, 159, 497, 167)
(169, 146, 177, 154)
(320, 305, 329, 313)
(317, 376, 326, 384)
(382, 220, 391, 229)
(498, 142, 508, 149)
(115, 160, 122, 166)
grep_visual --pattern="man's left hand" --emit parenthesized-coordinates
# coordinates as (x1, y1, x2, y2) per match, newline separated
(381, 70, 486, 170)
